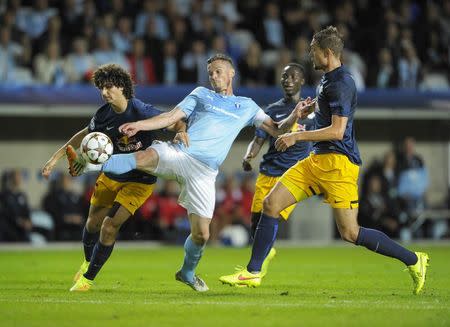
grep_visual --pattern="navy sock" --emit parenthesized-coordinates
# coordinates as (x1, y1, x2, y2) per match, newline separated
(356, 227, 417, 266)
(247, 213, 279, 272)
(84, 242, 115, 280)
(102, 153, 136, 175)
(82, 226, 99, 262)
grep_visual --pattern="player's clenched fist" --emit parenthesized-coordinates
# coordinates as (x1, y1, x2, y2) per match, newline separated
(119, 121, 142, 137)
(275, 133, 298, 152)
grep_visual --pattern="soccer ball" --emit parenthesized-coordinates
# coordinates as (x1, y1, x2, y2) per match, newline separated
(80, 132, 113, 164)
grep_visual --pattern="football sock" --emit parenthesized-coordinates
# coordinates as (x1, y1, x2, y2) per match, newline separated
(250, 212, 261, 240)
(180, 235, 205, 283)
(82, 226, 99, 262)
(356, 227, 418, 266)
(247, 213, 279, 273)
(102, 153, 136, 175)
(84, 242, 115, 280)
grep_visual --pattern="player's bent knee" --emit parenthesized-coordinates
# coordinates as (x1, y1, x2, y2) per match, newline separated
(340, 228, 359, 244)
(101, 217, 120, 239)
(191, 230, 209, 245)
(135, 149, 158, 172)
(86, 217, 102, 232)
(262, 196, 282, 217)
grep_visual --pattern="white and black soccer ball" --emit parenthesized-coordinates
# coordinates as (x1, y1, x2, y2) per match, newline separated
(80, 132, 113, 164)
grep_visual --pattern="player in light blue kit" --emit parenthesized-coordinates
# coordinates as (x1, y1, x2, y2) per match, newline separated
(72, 54, 315, 291)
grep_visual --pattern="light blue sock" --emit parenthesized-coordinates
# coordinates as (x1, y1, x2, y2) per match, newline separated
(180, 235, 205, 283)
(102, 153, 136, 175)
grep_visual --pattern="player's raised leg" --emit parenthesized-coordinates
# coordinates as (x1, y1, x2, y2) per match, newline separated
(176, 214, 210, 292)
(220, 181, 303, 287)
(334, 208, 429, 295)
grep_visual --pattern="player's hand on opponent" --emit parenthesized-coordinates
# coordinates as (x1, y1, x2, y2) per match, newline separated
(42, 158, 57, 179)
(242, 153, 254, 171)
(173, 131, 190, 147)
(275, 133, 298, 152)
(119, 121, 143, 137)
(294, 97, 317, 119)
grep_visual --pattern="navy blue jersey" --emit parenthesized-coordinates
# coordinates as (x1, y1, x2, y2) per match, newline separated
(88, 98, 161, 184)
(314, 65, 362, 165)
(256, 98, 314, 177)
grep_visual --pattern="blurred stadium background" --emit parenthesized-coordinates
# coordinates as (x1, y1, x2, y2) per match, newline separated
(0, 0, 449, 247)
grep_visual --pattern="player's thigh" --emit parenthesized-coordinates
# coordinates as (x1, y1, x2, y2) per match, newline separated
(189, 213, 212, 243)
(263, 181, 299, 216)
(115, 182, 156, 215)
(333, 207, 360, 242)
(251, 174, 278, 214)
(104, 202, 134, 228)
(312, 154, 360, 209)
(89, 173, 119, 225)
(135, 148, 159, 174)
(87, 205, 111, 229)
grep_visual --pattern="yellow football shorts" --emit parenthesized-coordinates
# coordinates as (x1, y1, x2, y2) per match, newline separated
(279, 153, 360, 209)
(90, 173, 155, 214)
(251, 173, 297, 220)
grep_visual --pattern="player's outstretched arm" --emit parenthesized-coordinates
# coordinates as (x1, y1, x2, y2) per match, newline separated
(42, 127, 89, 178)
(260, 98, 316, 138)
(242, 136, 265, 171)
(120, 108, 187, 137)
(278, 97, 317, 132)
(275, 115, 347, 151)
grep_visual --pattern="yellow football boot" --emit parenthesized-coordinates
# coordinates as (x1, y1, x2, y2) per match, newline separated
(73, 260, 89, 282)
(261, 248, 276, 277)
(69, 275, 93, 292)
(219, 268, 262, 288)
(407, 252, 430, 295)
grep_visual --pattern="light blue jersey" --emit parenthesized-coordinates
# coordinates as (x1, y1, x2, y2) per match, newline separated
(176, 87, 267, 170)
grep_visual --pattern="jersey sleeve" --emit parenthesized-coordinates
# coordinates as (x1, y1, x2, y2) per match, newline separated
(140, 102, 162, 119)
(326, 78, 355, 117)
(176, 87, 203, 119)
(87, 110, 100, 132)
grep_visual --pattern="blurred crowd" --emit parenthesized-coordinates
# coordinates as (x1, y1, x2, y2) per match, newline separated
(0, 168, 257, 244)
(0, 0, 449, 90)
(1, 137, 449, 244)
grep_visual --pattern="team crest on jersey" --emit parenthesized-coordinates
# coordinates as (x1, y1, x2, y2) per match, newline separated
(89, 117, 95, 130)
(235, 102, 241, 109)
(117, 135, 142, 152)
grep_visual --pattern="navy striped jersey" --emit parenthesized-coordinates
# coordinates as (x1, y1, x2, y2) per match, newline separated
(88, 98, 161, 184)
(256, 98, 314, 177)
(314, 65, 362, 165)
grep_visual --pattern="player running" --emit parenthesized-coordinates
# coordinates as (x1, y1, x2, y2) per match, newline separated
(242, 63, 314, 276)
(68, 54, 316, 292)
(219, 26, 429, 295)
(42, 64, 187, 292)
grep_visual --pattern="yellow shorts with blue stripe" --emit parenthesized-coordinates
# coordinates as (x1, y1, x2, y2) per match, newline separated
(90, 173, 155, 215)
(279, 153, 360, 209)
(251, 173, 297, 220)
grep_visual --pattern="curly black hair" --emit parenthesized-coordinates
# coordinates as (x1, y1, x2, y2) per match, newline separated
(92, 64, 134, 99)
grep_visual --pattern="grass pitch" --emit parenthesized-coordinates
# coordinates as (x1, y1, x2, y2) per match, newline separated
(0, 244, 449, 327)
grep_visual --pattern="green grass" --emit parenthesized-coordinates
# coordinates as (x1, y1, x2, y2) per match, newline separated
(0, 245, 449, 327)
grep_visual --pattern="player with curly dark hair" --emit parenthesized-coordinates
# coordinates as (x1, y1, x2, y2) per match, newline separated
(42, 64, 188, 292)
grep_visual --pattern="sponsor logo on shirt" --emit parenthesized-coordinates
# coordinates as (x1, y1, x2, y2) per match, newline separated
(117, 135, 143, 152)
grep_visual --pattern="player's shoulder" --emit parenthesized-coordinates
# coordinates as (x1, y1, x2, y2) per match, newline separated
(93, 103, 110, 118)
(190, 86, 210, 97)
(332, 66, 356, 89)
(235, 95, 260, 109)
(130, 97, 154, 110)
(266, 98, 286, 110)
